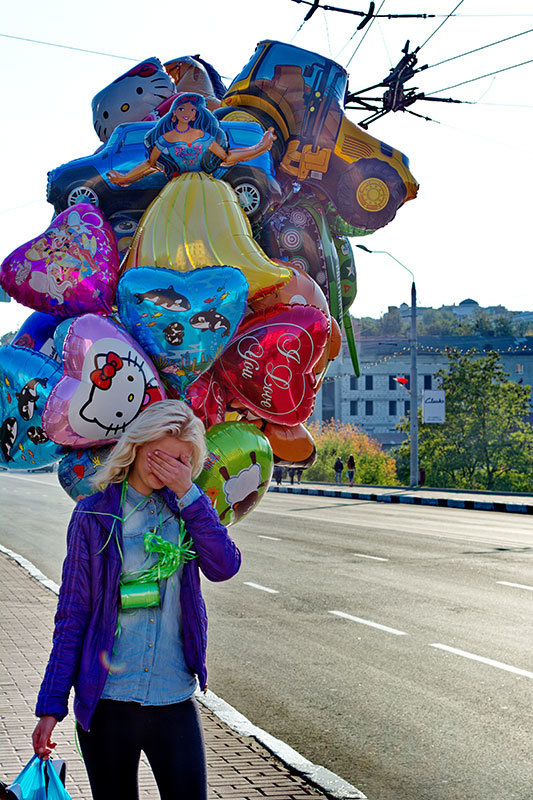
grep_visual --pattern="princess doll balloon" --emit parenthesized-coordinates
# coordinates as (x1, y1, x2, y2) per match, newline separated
(109, 93, 291, 300)
(107, 92, 275, 184)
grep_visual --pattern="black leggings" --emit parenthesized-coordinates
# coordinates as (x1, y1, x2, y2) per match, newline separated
(77, 698, 207, 800)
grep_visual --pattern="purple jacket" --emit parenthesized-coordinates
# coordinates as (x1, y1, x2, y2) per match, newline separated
(36, 482, 241, 731)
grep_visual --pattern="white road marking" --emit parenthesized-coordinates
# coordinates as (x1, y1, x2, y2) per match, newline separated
(244, 582, 279, 594)
(353, 553, 389, 561)
(497, 581, 533, 592)
(258, 535, 281, 541)
(329, 610, 407, 636)
(429, 643, 533, 679)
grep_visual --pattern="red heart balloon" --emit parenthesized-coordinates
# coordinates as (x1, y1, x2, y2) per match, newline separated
(185, 371, 227, 428)
(73, 464, 85, 479)
(215, 304, 329, 426)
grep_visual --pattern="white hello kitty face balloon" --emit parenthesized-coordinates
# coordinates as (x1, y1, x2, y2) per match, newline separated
(91, 58, 176, 142)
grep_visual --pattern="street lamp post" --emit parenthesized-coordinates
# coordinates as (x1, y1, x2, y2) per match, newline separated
(356, 245, 419, 487)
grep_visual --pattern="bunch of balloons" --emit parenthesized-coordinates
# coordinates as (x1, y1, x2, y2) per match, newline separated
(0, 41, 417, 525)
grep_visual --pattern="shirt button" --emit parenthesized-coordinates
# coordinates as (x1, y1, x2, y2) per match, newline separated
(148, 644, 153, 648)
(150, 618, 155, 623)
(144, 668, 149, 672)
(150, 509, 155, 515)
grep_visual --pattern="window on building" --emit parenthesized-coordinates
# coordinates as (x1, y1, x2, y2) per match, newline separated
(424, 374, 432, 390)
(350, 375, 358, 390)
(389, 375, 397, 390)
(365, 400, 374, 416)
(389, 400, 397, 416)
(350, 401, 358, 416)
(365, 375, 373, 390)
(515, 363, 524, 375)
(404, 400, 410, 415)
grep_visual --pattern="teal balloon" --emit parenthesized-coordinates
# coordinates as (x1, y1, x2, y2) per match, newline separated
(117, 265, 249, 396)
(196, 421, 273, 526)
(0, 345, 64, 469)
(58, 444, 113, 501)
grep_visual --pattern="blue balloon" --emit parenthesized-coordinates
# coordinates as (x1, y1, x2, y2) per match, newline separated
(58, 444, 113, 501)
(12, 311, 61, 361)
(0, 345, 65, 469)
(53, 316, 77, 360)
(117, 266, 249, 395)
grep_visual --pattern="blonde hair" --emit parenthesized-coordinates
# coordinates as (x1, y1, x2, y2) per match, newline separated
(93, 400, 206, 489)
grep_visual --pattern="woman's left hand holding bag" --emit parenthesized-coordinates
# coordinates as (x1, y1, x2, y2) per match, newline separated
(32, 715, 58, 759)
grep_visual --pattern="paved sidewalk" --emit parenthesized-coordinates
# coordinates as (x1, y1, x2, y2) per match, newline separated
(0, 552, 357, 800)
(269, 482, 533, 514)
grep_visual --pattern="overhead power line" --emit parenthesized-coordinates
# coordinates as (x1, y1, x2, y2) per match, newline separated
(417, 0, 466, 52)
(0, 32, 137, 61)
(424, 27, 533, 71)
(428, 58, 533, 95)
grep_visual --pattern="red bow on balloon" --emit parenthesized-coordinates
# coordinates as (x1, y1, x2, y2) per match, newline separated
(90, 352, 123, 390)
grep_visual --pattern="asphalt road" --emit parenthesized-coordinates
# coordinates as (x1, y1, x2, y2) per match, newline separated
(1, 473, 532, 800)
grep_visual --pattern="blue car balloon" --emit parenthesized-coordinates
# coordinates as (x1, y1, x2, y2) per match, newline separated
(117, 265, 249, 396)
(58, 444, 113, 501)
(0, 345, 65, 469)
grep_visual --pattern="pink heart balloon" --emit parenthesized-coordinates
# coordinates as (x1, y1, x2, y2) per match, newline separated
(0, 205, 119, 318)
(43, 314, 166, 447)
(215, 304, 329, 426)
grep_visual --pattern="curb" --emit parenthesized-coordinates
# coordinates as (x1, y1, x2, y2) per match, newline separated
(0, 544, 367, 800)
(268, 486, 533, 515)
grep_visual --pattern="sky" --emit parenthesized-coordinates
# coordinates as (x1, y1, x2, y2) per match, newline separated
(1, 0, 533, 335)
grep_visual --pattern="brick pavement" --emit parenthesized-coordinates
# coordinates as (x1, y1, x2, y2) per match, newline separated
(0, 553, 328, 800)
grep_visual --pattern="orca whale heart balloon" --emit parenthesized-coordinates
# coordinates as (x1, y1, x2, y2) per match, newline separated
(117, 266, 249, 395)
(0, 205, 119, 318)
(43, 314, 166, 447)
(215, 304, 329, 426)
(0, 345, 65, 469)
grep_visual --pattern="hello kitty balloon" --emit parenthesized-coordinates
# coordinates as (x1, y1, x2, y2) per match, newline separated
(43, 314, 166, 447)
(91, 58, 176, 142)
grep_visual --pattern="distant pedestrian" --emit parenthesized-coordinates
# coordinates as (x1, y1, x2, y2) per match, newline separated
(296, 468, 303, 484)
(288, 468, 296, 485)
(346, 454, 356, 487)
(333, 456, 343, 484)
(273, 465, 283, 485)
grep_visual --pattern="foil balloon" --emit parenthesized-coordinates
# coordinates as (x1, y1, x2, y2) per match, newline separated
(260, 199, 343, 322)
(0, 206, 119, 318)
(92, 58, 176, 143)
(0, 345, 65, 469)
(249, 261, 330, 317)
(196, 421, 273, 525)
(215, 304, 329, 426)
(262, 421, 316, 467)
(43, 314, 166, 447)
(122, 172, 291, 301)
(117, 266, 248, 394)
(185, 371, 227, 428)
(58, 444, 114, 501)
(12, 312, 61, 362)
(222, 40, 418, 230)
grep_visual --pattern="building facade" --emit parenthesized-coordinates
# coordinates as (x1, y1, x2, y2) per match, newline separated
(310, 335, 533, 447)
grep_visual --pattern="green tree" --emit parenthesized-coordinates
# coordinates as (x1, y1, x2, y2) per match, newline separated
(418, 308, 464, 336)
(396, 349, 533, 491)
(306, 420, 398, 485)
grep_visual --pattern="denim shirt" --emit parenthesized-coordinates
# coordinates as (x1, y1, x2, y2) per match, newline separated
(101, 483, 201, 705)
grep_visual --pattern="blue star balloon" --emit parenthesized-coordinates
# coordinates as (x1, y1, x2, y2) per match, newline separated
(117, 265, 249, 395)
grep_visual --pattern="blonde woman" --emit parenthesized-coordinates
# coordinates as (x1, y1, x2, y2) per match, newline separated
(32, 400, 241, 800)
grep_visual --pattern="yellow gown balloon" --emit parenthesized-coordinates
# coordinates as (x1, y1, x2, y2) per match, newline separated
(122, 172, 291, 300)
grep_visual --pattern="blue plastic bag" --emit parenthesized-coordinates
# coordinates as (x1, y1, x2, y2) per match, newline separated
(8, 755, 72, 800)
